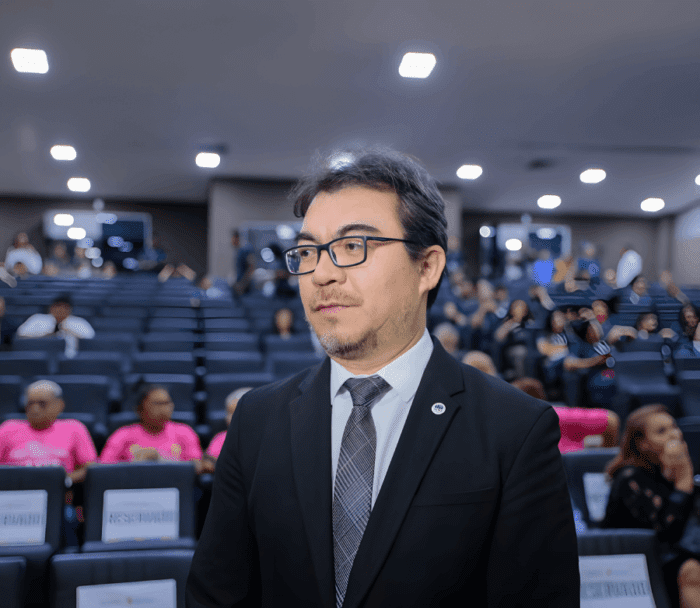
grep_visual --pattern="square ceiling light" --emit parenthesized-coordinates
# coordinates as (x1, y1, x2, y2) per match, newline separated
(399, 52, 436, 78)
(11, 48, 49, 74)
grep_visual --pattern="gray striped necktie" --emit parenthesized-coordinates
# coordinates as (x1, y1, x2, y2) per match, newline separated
(333, 375, 391, 608)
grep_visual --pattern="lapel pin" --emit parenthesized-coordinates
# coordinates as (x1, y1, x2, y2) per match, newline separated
(431, 402, 446, 415)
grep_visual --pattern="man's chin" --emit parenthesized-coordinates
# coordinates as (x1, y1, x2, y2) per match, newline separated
(314, 328, 377, 360)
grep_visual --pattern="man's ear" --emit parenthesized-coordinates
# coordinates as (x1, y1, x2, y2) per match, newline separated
(419, 245, 446, 293)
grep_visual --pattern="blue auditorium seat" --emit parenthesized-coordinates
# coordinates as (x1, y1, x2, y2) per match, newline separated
(0, 466, 66, 607)
(200, 306, 246, 318)
(203, 318, 251, 333)
(147, 317, 199, 332)
(50, 550, 194, 608)
(0, 352, 54, 377)
(12, 336, 66, 355)
(106, 410, 197, 435)
(577, 529, 671, 608)
(675, 354, 700, 373)
(141, 332, 198, 352)
(89, 316, 144, 334)
(81, 463, 197, 552)
(678, 371, 700, 417)
(150, 307, 197, 319)
(266, 351, 323, 380)
(0, 557, 26, 608)
(204, 372, 275, 411)
(676, 416, 700, 472)
(130, 352, 197, 376)
(0, 376, 25, 416)
(204, 351, 265, 374)
(34, 375, 115, 426)
(263, 333, 315, 354)
(80, 332, 138, 356)
(561, 448, 619, 528)
(101, 306, 149, 319)
(56, 352, 129, 378)
(202, 332, 259, 352)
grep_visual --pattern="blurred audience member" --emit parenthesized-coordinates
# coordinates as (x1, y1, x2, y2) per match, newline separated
(201, 387, 253, 473)
(564, 319, 616, 408)
(101, 260, 118, 279)
(675, 303, 700, 348)
(470, 279, 499, 351)
(196, 276, 229, 300)
(0, 296, 19, 350)
(158, 262, 197, 283)
(510, 377, 619, 452)
(602, 404, 700, 607)
(537, 309, 570, 396)
(4, 232, 42, 275)
(273, 307, 295, 338)
(0, 380, 97, 483)
(494, 284, 510, 319)
(603, 268, 617, 288)
(433, 322, 462, 357)
(46, 242, 76, 274)
(627, 275, 653, 307)
(675, 321, 700, 358)
(231, 229, 256, 295)
(635, 312, 676, 341)
(100, 385, 203, 468)
(616, 245, 642, 289)
(577, 242, 600, 283)
(462, 350, 498, 377)
(16, 294, 94, 357)
(494, 299, 535, 380)
(659, 270, 690, 304)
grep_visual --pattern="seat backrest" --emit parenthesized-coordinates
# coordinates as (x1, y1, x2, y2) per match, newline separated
(50, 549, 194, 608)
(12, 337, 66, 354)
(130, 352, 196, 375)
(83, 463, 196, 547)
(0, 352, 53, 377)
(0, 557, 26, 608)
(561, 448, 619, 527)
(203, 332, 259, 352)
(0, 376, 25, 416)
(0, 466, 65, 554)
(204, 351, 264, 374)
(37, 375, 112, 424)
(577, 529, 671, 608)
(204, 372, 275, 412)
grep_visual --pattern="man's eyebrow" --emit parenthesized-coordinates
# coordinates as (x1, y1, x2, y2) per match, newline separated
(296, 223, 380, 243)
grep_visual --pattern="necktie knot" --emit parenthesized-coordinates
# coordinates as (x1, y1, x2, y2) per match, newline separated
(343, 376, 390, 410)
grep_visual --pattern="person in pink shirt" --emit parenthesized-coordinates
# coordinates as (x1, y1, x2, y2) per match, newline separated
(510, 377, 619, 453)
(100, 385, 203, 467)
(0, 379, 97, 482)
(201, 387, 252, 473)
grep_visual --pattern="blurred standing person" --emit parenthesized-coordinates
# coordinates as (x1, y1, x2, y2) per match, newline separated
(603, 404, 700, 608)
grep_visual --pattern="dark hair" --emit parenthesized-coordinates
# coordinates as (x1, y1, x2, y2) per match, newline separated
(505, 299, 533, 323)
(289, 147, 448, 309)
(545, 309, 565, 334)
(679, 303, 700, 338)
(635, 312, 658, 332)
(572, 319, 598, 343)
(606, 403, 669, 477)
(51, 294, 73, 307)
(135, 384, 170, 413)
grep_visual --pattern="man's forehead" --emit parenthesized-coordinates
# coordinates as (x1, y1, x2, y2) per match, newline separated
(27, 386, 57, 400)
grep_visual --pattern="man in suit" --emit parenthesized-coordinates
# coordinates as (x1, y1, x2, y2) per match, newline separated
(187, 149, 580, 607)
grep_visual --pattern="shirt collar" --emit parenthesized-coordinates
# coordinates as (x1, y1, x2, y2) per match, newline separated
(330, 328, 434, 404)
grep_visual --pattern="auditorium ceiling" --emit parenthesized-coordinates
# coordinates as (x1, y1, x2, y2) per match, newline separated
(2, 0, 700, 217)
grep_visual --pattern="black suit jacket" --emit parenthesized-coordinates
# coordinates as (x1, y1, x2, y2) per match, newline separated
(187, 339, 580, 607)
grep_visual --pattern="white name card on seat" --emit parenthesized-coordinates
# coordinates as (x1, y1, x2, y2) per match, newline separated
(102, 488, 179, 542)
(579, 554, 655, 608)
(77, 579, 176, 608)
(0, 490, 47, 545)
(583, 472, 612, 523)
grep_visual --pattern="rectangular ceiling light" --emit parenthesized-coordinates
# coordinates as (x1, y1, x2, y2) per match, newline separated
(11, 48, 49, 74)
(67, 177, 91, 192)
(399, 52, 436, 78)
(51, 145, 76, 161)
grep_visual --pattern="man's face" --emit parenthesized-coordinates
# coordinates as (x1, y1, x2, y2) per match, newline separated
(25, 385, 64, 430)
(50, 303, 71, 324)
(298, 185, 436, 363)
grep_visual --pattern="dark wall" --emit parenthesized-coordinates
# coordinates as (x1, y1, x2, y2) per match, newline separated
(0, 197, 208, 277)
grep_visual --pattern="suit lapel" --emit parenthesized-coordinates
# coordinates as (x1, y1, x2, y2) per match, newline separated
(341, 341, 466, 608)
(289, 357, 335, 608)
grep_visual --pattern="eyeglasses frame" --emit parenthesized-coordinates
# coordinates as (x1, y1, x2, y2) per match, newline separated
(282, 235, 418, 275)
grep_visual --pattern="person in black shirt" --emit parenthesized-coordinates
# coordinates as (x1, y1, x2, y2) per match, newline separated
(603, 403, 700, 607)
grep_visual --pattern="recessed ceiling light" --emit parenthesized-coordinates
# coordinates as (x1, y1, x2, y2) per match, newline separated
(398, 52, 436, 78)
(196, 152, 220, 168)
(537, 195, 561, 209)
(67, 177, 91, 192)
(640, 198, 664, 212)
(50, 145, 76, 161)
(695, 174, 700, 186)
(479, 226, 492, 238)
(505, 238, 523, 251)
(11, 48, 49, 74)
(53, 214, 74, 226)
(457, 164, 483, 180)
(67, 227, 86, 240)
(580, 168, 606, 184)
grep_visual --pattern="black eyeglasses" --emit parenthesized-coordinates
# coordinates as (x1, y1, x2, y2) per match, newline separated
(283, 235, 417, 275)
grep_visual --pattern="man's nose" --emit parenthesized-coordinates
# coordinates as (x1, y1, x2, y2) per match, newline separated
(312, 249, 344, 285)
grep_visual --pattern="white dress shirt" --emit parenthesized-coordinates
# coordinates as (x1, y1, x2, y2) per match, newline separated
(330, 328, 433, 507)
(16, 314, 95, 357)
